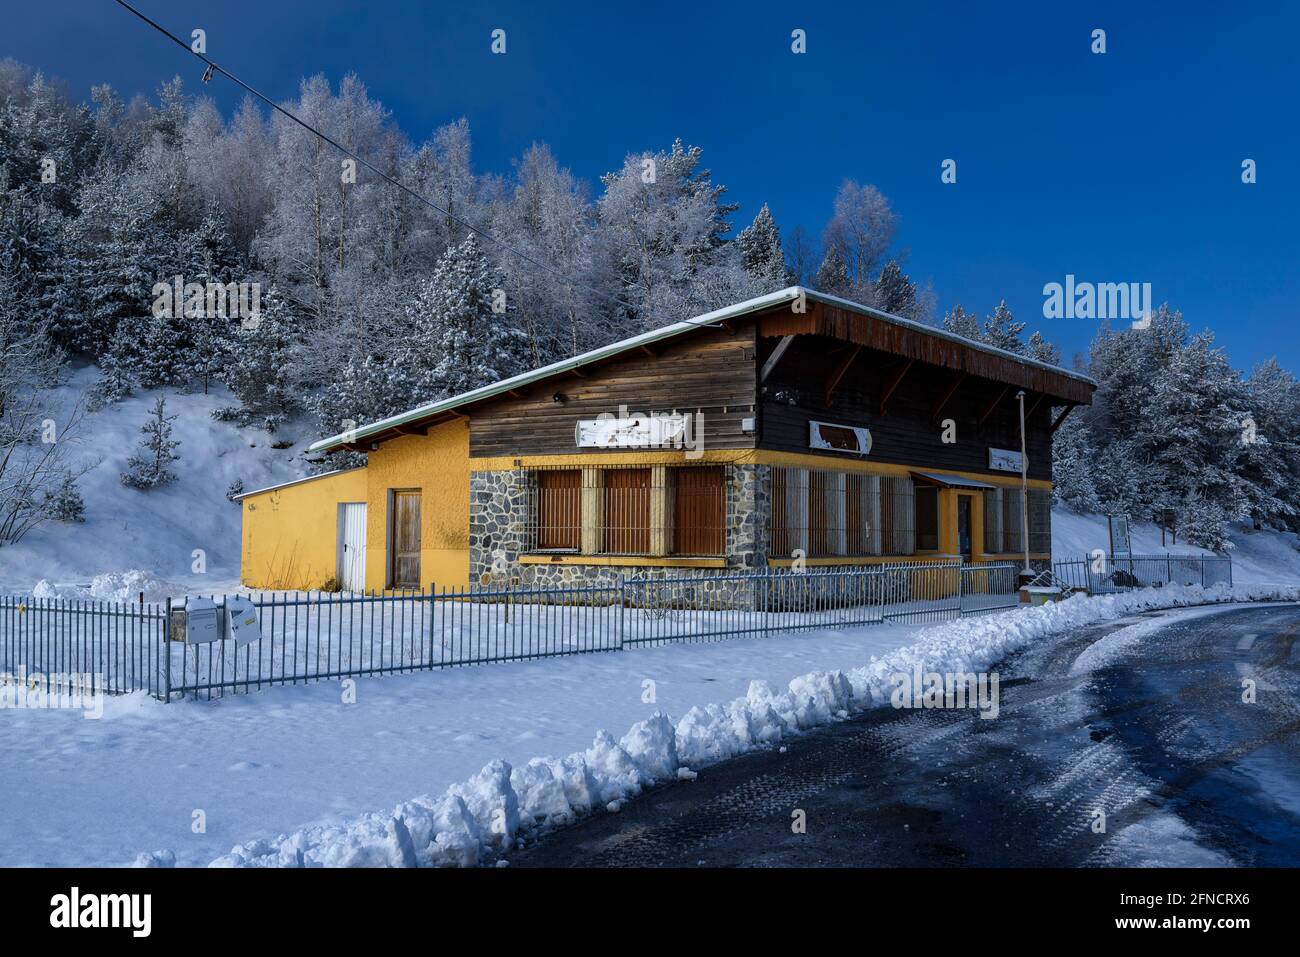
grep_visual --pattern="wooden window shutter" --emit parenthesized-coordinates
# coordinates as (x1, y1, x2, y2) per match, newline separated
(1028, 489, 1052, 554)
(536, 470, 581, 550)
(603, 468, 651, 554)
(984, 489, 1003, 554)
(671, 467, 725, 555)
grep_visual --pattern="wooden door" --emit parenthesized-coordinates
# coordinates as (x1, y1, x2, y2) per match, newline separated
(389, 490, 421, 588)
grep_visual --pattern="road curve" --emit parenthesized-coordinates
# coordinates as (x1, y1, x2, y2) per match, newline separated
(508, 602, 1300, 867)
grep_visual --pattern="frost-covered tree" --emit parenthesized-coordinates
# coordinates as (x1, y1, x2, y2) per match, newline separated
(1026, 330, 1061, 365)
(121, 395, 180, 489)
(1051, 413, 1101, 512)
(874, 259, 917, 317)
(821, 180, 896, 294)
(1239, 359, 1300, 530)
(1141, 331, 1250, 549)
(420, 235, 531, 396)
(942, 304, 981, 341)
(736, 203, 788, 291)
(981, 301, 1026, 354)
(813, 247, 852, 298)
(594, 139, 741, 329)
(214, 290, 299, 430)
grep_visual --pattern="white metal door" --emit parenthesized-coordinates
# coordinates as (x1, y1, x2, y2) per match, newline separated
(338, 503, 368, 592)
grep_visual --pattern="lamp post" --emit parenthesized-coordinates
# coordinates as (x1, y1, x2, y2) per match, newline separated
(1016, 390, 1032, 584)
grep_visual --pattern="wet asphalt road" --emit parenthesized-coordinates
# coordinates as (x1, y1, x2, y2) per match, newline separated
(508, 603, 1300, 867)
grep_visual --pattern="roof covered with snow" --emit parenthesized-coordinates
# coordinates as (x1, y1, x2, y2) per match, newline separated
(309, 286, 1098, 454)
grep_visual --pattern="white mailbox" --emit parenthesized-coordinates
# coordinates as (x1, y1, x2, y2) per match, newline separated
(225, 596, 262, 646)
(185, 597, 220, 644)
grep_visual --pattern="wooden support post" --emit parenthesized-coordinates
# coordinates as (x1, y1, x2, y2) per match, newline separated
(977, 385, 1010, 427)
(878, 360, 914, 415)
(760, 335, 796, 383)
(930, 372, 966, 423)
(823, 345, 862, 406)
(1050, 404, 1076, 434)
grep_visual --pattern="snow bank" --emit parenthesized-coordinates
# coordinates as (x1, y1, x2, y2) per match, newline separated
(166, 582, 1297, 868)
(30, 569, 178, 604)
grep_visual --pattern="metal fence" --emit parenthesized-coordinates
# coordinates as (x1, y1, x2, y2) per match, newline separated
(0, 595, 169, 696)
(1052, 554, 1233, 594)
(2, 561, 1023, 702)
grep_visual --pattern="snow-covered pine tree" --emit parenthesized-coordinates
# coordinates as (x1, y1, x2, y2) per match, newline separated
(1141, 331, 1250, 549)
(736, 203, 789, 291)
(942, 304, 982, 341)
(121, 395, 180, 489)
(981, 301, 1026, 354)
(874, 260, 917, 317)
(1050, 412, 1101, 512)
(813, 247, 852, 298)
(420, 235, 531, 397)
(1239, 359, 1300, 530)
(1026, 331, 1061, 365)
(214, 289, 299, 430)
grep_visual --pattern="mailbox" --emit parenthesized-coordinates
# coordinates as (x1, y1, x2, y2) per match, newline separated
(225, 596, 262, 646)
(185, 597, 220, 644)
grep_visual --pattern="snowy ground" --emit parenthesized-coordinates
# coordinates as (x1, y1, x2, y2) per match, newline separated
(0, 617, 922, 867)
(3, 580, 1296, 867)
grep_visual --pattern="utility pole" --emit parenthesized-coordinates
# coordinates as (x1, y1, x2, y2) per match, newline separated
(1016, 390, 1032, 584)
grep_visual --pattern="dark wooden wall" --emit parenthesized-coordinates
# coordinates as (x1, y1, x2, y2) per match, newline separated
(468, 325, 758, 457)
(759, 335, 1055, 481)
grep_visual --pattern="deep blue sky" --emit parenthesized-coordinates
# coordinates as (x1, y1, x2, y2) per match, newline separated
(12, 1, 1298, 372)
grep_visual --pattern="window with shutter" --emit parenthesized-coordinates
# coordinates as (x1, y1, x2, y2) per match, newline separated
(535, 470, 581, 550)
(671, 466, 725, 555)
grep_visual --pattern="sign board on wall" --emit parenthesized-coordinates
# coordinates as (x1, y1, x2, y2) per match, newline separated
(809, 420, 872, 456)
(988, 447, 1024, 472)
(575, 413, 693, 449)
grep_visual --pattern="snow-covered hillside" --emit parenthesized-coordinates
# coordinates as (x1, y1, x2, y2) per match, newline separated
(4, 370, 1300, 598)
(0, 365, 315, 596)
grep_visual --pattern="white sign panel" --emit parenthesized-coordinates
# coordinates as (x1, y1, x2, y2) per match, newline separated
(809, 420, 872, 456)
(575, 413, 693, 450)
(988, 447, 1024, 472)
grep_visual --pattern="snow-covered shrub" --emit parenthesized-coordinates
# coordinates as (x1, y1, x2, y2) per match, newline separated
(120, 396, 180, 490)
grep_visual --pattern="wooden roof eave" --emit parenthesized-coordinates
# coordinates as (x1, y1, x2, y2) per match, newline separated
(756, 303, 1093, 406)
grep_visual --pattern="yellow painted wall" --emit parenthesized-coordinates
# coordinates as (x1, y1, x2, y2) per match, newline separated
(240, 468, 368, 589)
(363, 418, 472, 591)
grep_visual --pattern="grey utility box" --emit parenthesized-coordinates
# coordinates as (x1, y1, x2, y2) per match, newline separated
(225, 596, 262, 646)
(184, 597, 220, 644)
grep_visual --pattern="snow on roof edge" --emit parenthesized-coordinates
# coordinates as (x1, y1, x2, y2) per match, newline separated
(232, 466, 367, 501)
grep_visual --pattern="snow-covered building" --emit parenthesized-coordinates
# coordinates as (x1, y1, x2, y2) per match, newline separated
(235, 288, 1096, 592)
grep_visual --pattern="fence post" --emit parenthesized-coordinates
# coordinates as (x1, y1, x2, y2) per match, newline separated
(163, 597, 172, 703)
(1201, 559, 1205, 588)
(618, 575, 625, 649)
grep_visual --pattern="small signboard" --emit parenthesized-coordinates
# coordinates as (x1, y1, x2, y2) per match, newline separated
(575, 413, 693, 449)
(809, 420, 872, 456)
(988, 447, 1023, 472)
(1108, 514, 1132, 560)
